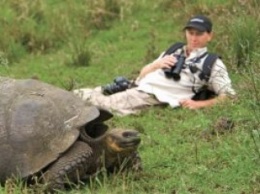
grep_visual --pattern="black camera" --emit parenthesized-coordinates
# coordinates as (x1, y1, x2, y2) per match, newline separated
(163, 53, 186, 81)
(102, 76, 131, 95)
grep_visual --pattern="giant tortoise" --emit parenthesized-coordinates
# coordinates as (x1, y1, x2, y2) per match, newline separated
(0, 77, 142, 192)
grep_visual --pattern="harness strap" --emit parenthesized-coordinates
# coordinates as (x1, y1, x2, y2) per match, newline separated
(199, 53, 219, 82)
(163, 42, 185, 56)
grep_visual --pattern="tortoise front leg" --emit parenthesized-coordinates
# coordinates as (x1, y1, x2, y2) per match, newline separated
(127, 151, 143, 171)
(106, 151, 142, 173)
(40, 141, 93, 192)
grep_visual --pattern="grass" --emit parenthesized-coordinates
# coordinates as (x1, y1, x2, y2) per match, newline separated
(0, 0, 260, 193)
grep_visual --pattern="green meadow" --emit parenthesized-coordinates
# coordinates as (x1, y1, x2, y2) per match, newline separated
(0, 0, 259, 193)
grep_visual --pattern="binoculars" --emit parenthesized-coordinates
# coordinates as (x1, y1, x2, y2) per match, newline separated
(163, 54, 186, 81)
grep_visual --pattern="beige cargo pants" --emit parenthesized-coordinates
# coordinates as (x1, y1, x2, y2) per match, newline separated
(73, 86, 161, 116)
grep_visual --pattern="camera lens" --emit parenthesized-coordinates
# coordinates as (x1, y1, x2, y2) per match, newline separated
(102, 83, 119, 95)
(102, 77, 131, 95)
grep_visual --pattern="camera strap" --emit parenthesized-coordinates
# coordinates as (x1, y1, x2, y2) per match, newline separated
(189, 52, 208, 72)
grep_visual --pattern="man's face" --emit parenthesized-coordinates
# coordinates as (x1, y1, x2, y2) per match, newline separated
(185, 28, 213, 51)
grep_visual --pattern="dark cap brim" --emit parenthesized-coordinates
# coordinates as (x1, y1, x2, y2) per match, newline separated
(184, 24, 207, 32)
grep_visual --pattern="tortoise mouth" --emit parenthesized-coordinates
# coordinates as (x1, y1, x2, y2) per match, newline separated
(120, 131, 141, 147)
(109, 130, 141, 150)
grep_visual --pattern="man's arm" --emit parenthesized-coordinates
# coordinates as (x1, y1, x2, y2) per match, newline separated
(138, 54, 177, 79)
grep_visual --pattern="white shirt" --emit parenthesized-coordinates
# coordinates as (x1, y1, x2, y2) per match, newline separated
(136, 46, 236, 108)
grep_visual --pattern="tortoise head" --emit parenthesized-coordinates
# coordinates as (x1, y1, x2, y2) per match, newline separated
(105, 128, 141, 155)
(79, 108, 141, 153)
(102, 128, 142, 171)
(80, 127, 141, 155)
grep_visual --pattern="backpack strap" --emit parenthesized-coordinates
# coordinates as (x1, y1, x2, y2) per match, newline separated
(199, 53, 219, 82)
(163, 42, 185, 56)
(192, 53, 220, 100)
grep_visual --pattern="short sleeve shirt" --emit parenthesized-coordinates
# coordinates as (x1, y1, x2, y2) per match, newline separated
(136, 46, 236, 107)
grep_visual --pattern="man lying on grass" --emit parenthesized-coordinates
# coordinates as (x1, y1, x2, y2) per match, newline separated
(74, 15, 236, 116)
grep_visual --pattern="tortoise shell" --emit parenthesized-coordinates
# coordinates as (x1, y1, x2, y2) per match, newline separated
(0, 77, 100, 182)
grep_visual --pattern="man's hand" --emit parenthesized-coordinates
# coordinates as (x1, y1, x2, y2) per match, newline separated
(179, 95, 227, 109)
(179, 99, 203, 109)
(138, 55, 178, 79)
(155, 55, 177, 69)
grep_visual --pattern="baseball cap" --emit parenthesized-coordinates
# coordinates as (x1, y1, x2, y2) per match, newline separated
(184, 15, 212, 32)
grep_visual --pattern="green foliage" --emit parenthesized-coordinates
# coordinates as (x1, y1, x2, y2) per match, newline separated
(228, 16, 260, 68)
(86, 0, 132, 29)
(0, 0, 260, 194)
(66, 40, 92, 67)
(0, 52, 9, 67)
(143, 30, 160, 64)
